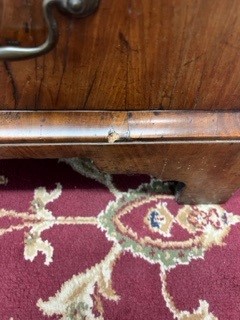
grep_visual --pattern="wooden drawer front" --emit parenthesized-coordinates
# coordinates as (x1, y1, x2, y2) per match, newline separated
(1, 0, 240, 111)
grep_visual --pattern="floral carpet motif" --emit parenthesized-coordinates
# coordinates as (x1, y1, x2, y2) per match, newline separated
(0, 159, 240, 319)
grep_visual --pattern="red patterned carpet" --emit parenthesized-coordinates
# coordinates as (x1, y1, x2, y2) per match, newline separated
(0, 159, 240, 320)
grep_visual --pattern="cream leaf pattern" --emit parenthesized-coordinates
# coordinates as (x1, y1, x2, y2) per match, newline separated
(0, 158, 239, 319)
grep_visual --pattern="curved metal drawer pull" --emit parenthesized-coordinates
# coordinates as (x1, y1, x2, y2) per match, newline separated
(0, 0, 99, 61)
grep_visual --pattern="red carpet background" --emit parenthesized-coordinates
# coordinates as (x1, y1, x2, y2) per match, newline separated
(0, 158, 240, 320)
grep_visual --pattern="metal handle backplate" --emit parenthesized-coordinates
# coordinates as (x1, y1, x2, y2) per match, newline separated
(0, 0, 99, 61)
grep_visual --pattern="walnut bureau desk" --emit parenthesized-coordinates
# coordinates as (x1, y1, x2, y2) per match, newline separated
(0, 0, 240, 204)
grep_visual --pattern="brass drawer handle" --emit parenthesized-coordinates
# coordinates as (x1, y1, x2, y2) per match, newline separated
(0, 0, 99, 61)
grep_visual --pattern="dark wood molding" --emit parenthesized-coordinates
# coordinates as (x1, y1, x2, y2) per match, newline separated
(0, 110, 240, 145)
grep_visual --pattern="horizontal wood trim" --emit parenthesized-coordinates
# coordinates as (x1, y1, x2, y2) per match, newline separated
(0, 110, 240, 144)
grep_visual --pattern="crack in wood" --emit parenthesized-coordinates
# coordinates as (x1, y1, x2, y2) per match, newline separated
(3, 62, 19, 108)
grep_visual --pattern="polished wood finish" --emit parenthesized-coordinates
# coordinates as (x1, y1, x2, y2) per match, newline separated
(0, 110, 240, 204)
(0, 110, 240, 144)
(0, 1, 240, 205)
(1, 0, 240, 110)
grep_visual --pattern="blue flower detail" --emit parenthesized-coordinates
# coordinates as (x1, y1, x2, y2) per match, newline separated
(150, 210, 162, 229)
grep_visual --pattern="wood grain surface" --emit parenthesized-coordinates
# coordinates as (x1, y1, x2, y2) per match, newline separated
(0, 110, 240, 204)
(1, 0, 240, 110)
(0, 110, 240, 143)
